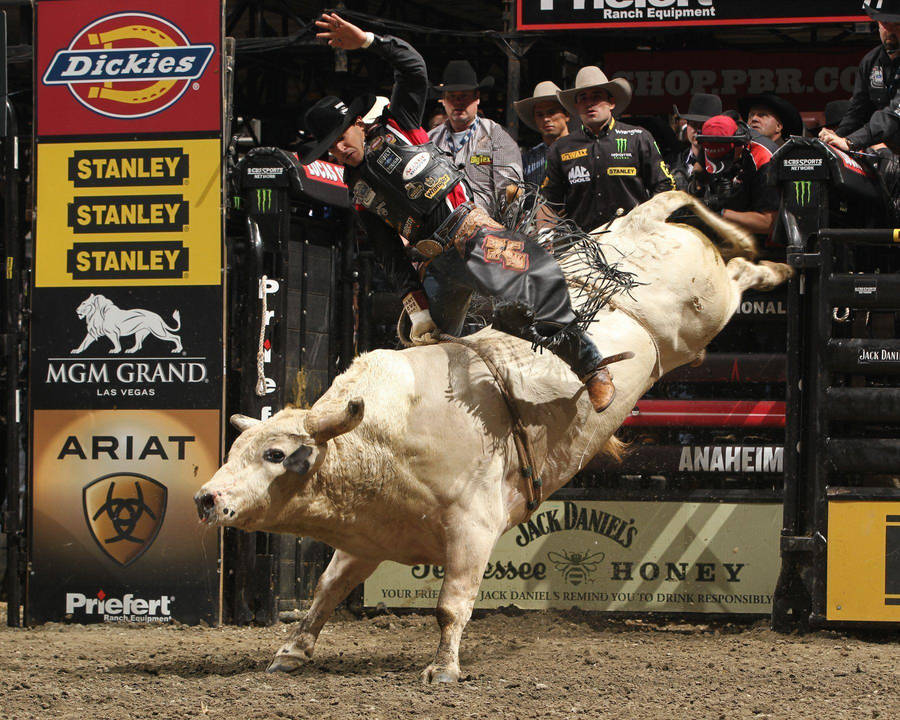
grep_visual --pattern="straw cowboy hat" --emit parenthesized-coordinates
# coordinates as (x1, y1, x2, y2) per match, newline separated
(557, 66, 632, 117)
(513, 81, 567, 131)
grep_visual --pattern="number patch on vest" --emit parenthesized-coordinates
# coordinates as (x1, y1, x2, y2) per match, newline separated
(482, 235, 529, 272)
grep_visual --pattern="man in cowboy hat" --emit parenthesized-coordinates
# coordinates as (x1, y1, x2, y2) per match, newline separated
(821, 0, 900, 153)
(514, 81, 570, 187)
(428, 60, 522, 213)
(302, 13, 626, 412)
(542, 66, 676, 231)
(738, 93, 803, 146)
(671, 93, 723, 186)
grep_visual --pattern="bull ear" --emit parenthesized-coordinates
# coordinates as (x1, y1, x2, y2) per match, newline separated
(230, 414, 260, 432)
(304, 397, 365, 444)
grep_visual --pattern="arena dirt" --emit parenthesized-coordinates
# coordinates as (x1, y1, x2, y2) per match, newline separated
(1, 604, 897, 720)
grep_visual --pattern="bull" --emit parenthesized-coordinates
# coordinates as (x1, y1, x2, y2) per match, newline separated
(194, 191, 791, 682)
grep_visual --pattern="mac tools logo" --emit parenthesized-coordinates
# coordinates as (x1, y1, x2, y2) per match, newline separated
(42, 13, 215, 119)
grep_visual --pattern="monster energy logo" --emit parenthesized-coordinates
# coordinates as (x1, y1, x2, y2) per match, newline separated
(616, 138, 628, 153)
(257, 188, 272, 212)
(794, 180, 812, 206)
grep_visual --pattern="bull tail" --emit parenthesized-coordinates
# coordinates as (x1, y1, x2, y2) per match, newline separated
(167, 310, 182, 333)
(600, 434, 628, 463)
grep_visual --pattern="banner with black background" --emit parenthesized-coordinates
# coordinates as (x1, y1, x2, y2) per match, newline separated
(517, 1, 867, 31)
(29, 0, 223, 625)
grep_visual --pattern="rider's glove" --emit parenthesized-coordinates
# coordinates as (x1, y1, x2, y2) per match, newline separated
(402, 291, 441, 345)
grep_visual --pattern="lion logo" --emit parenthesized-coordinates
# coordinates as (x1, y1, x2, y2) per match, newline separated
(71, 293, 183, 355)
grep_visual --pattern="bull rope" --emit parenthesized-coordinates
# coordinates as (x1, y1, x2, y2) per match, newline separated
(256, 275, 268, 397)
(436, 333, 544, 519)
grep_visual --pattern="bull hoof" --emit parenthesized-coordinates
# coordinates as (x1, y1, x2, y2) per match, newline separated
(421, 664, 460, 684)
(266, 654, 305, 674)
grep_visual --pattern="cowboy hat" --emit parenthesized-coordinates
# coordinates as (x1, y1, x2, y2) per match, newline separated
(432, 60, 495, 93)
(513, 81, 567, 131)
(863, 0, 900, 23)
(674, 93, 723, 123)
(738, 93, 804, 139)
(557, 66, 632, 117)
(300, 94, 376, 165)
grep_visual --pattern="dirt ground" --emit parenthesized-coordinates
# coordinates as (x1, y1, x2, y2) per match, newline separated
(1, 604, 898, 720)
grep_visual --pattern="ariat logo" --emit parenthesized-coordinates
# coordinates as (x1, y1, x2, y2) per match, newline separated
(256, 188, 272, 212)
(607, 166, 636, 176)
(794, 180, 811, 206)
(616, 138, 628, 153)
(560, 148, 588, 162)
(68, 195, 188, 233)
(568, 165, 591, 184)
(69, 148, 188, 187)
(42, 13, 215, 120)
(83, 472, 167, 566)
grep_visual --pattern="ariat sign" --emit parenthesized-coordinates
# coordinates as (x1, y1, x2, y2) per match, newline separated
(42, 13, 214, 120)
(67, 241, 188, 279)
(69, 148, 189, 187)
(65, 591, 173, 622)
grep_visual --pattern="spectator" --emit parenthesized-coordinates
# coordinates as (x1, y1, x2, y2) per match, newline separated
(738, 93, 804, 146)
(427, 108, 447, 130)
(672, 93, 723, 186)
(694, 115, 779, 237)
(818, 99, 851, 133)
(428, 60, 522, 212)
(514, 81, 570, 187)
(821, 1, 900, 153)
(542, 66, 676, 230)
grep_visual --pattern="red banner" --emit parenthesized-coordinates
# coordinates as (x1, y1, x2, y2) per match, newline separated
(605, 49, 869, 116)
(36, 0, 222, 136)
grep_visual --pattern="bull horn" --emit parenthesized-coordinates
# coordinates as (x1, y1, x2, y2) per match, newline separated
(304, 397, 365, 443)
(230, 414, 261, 432)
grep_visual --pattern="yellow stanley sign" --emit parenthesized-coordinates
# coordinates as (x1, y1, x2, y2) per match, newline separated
(36, 138, 221, 287)
(827, 501, 900, 621)
(607, 166, 637, 176)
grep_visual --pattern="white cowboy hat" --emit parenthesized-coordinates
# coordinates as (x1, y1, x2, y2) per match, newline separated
(513, 81, 567, 131)
(557, 66, 633, 118)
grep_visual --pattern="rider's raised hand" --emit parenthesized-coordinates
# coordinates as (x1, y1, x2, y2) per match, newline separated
(315, 12, 367, 50)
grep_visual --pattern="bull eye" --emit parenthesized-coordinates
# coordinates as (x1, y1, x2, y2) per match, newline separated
(263, 448, 286, 464)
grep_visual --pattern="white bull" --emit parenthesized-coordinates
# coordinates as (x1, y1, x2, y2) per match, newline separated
(195, 191, 791, 682)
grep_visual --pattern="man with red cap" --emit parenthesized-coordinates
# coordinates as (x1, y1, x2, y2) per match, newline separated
(301, 13, 630, 412)
(821, 0, 900, 153)
(693, 115, 779, 237)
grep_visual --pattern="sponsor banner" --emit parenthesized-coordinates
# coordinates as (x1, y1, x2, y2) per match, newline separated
(604, 49, 866, 114)
(30, 286, 222, 410)
(29, 408, 220, 624)
(366, 501, 780, 613)
(35, 138, 221, 287)
(828, 501, 900, 623)
(518, 1, 866, 31)
(35, 0, 221, 136)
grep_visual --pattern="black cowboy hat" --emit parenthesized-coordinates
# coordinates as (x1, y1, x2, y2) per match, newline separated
(738, 93, 804, 139)
(674, 93, 723, 123)
(433, 60, 495, 93)
(864, 0, 900, 23)
(818, 99, 851, 131)
(300, 93, 376, 165)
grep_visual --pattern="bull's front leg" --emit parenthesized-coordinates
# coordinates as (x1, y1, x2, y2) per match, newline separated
(422, 529, 496, 684)
(267, 549, 379, 674)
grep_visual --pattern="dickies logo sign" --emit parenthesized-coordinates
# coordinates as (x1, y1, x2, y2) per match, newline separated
(36, 2, 221, 135)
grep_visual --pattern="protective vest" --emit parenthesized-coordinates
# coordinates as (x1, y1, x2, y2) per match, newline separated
(347, 125, 463, 242)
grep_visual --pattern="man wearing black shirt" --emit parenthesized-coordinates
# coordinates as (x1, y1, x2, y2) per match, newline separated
(542, 66, 675, 231)
(821, 0, 900, 153)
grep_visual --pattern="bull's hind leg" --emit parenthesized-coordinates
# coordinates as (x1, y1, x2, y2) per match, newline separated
(422, 527, 496, 684)
(267, 550, 379, 674)
(726, 257, 793, 293)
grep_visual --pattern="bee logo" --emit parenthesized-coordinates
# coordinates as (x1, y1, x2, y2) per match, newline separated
(42, 12, 215, 120)
(547, 549, 605, 586)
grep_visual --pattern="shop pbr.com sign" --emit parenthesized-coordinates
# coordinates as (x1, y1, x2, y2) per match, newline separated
(517, 0, 866, 30)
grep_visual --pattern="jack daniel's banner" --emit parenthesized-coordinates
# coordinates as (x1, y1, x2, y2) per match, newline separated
(517, 1, 867, 31)
(28, 0, 224, 625)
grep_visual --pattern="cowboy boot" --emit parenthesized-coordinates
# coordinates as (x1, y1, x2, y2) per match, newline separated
(581, 367, 616, 413)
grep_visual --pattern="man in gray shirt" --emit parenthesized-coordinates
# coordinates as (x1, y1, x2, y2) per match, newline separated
(428, 60, 523, 213)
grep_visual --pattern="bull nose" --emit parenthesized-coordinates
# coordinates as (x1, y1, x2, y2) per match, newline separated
(194, 491, 217, 522)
